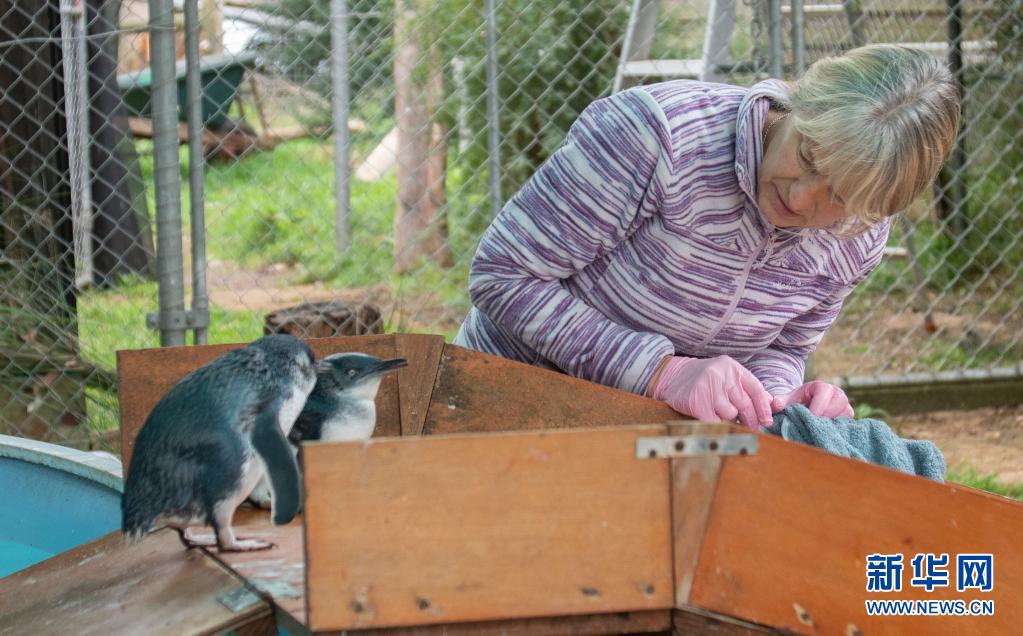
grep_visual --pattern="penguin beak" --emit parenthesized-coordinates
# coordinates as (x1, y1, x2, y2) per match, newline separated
(369, 357, 408, 377)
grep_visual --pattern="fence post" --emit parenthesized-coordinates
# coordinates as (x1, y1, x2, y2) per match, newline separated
(147, 0, 187, 346)
(331, 0, 351, 255)
(939, 0, 969, 237)
(184, 0, 210, 345)
(485, 0, 502, 219)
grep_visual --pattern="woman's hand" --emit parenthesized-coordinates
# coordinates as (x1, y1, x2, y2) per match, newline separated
(771, 380, 854, 418)
(651, 356, 774, 429)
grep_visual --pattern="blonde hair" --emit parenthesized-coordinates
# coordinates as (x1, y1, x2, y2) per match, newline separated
(786, 44, 961, 227)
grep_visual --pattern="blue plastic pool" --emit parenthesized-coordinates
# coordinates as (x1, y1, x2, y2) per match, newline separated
(0, 434, 122, 578)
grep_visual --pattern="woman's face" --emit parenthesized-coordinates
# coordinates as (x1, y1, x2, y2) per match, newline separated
(757, 114, 850, 229)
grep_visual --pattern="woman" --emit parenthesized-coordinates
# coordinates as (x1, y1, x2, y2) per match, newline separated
(454, 45, 961, 428)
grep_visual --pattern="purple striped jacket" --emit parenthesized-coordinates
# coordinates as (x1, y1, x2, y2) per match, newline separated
(454, 79, 890, 396)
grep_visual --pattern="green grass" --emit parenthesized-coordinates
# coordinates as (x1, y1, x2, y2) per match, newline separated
(77, 276, 265, 369)
(200, 136, 480, 332)
(852, 402, 891, 421)
(77, 134, 482, 437)
(77, 275, 267, 440)
(947, 467, 1023, 501)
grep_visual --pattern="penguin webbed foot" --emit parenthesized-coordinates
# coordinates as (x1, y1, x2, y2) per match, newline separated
(217, 537, 276, 552)
(177, 527, 218, 549)
(178, 527, 275, 552)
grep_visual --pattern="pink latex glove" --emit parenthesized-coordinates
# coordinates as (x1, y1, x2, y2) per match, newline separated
(771, 380, 854, 418)
(652, 356, 773, 429)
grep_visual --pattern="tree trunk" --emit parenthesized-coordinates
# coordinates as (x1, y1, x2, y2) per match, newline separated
(87, 0, 155, 287)
(200, 0, 225, 55)
(0, 0, 88, 443)
(393, 0, 452, 272)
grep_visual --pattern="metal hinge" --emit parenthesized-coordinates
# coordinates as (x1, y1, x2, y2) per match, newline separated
(217, 586, 262, 613)
(636, 434, 758, 459)
(146, 308, 211, 331)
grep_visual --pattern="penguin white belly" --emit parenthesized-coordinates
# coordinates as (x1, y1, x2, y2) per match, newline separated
(278, 373, 316, 434)
(320, 401, 376, 442)
(236, 455, 265, 501)
(241, 453, 275, 509)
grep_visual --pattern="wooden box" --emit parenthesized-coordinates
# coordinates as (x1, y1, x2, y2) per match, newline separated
(7, 334, 1019, 635)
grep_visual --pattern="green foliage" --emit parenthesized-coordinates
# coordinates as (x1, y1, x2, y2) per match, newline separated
(992, 0, 1023, 66)
(250, 0, 625, 221)
(77, 276, 267, 433)
(198, 136, 475, 334)
(206, 140, 335, 270)
(947, 466, 1023, 501)
(857, 10, 1022, 301)
(914, 334, 1023, 374)
(851, 402, 891, 421)
(77, 276, 265, 370)
(254, 0, 394, 108)
(435, 0, 627, 198)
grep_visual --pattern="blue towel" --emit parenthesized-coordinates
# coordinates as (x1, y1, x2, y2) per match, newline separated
(764, 404, 946, 482)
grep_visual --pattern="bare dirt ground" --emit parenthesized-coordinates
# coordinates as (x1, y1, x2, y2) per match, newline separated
(890, 405, 1023, 485)
(207, 258, 1023, 485)
(205, 258, 468, 333)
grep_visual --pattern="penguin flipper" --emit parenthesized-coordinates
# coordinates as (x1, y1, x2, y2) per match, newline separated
(251, 401, 302, 525)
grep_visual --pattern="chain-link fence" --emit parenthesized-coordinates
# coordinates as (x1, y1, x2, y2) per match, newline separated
(2, 0, 1021, 451)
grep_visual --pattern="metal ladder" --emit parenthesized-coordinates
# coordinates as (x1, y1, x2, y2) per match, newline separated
(613, 0, 738, 92)
(613, 0, 804, 93)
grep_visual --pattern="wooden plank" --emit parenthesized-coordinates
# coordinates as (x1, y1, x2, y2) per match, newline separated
(690, 433, 1023, 634)
(668, 422, 733, 607)
(0, 529, 272, 636)
(303, 335, 402, 439)
(204, 507, 309, 628)
(117, 334, 406, 466)
(425, 344, 677, 435)
(205, 487, 673, 634)
(844, 374, 1023, 416)
(116, 337, 677, 462)
(301, 610, 671, 635)
(394, 334, 445, 436)
(118, 342, 240, 465)
(302, 426, 675, 632)
(673, 606, 779, 635)
(232, 616, 279, 636)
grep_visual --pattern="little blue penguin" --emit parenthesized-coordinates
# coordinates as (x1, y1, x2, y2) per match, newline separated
(247, 353, 406, 508)
(121, 334, 316, 551)
(291, 353, 408, 443)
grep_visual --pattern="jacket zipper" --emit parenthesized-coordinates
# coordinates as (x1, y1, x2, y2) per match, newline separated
(696, 231, 775, 349)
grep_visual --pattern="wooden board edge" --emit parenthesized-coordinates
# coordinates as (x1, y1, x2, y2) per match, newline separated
(213, 607, 278, 636)
(668, 422, 735, 607)
(673, 605, 780, 635)
(688, 431, 1023, 632)
(394, 334, 445, 436)
(301, 425, 674, 630)
(115, 349, 130, 463)
(310, 609, 672, 635)
(0, 529, 275, 635)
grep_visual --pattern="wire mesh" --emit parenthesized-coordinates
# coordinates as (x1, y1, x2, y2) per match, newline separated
(0, 0, 1020, 451)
